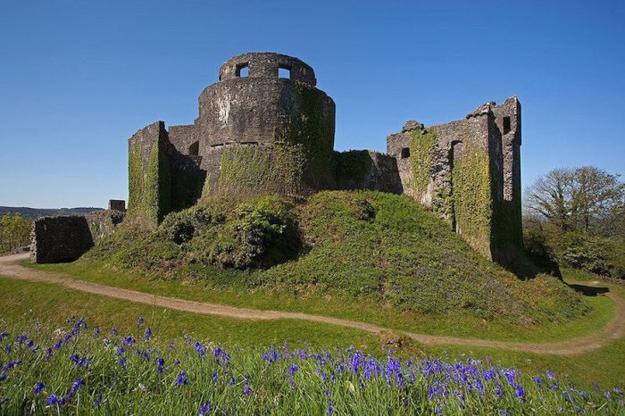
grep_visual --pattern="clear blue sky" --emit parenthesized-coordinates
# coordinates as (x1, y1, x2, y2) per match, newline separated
(1, 0, 623, 208)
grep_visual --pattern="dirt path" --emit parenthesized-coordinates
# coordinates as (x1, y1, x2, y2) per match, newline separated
(1, 253, 624, 355)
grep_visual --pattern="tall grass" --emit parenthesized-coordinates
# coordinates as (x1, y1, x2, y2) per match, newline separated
(1, 317, 623, 415)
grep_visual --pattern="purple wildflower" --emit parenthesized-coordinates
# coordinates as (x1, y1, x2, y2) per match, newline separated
(145, 327, 152, 340)
(137, 316, 144, 327)
(34, 382, 45, 395)
(46, 393, 58, 406)
(199, 401, 212, 416)
(176, 370, 188, 386)
(289, 363, 298, 375)
(53, 339, 62, 350)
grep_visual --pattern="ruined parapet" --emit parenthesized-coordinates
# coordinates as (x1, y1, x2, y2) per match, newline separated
(31, 216, 93, 263)
(128, 121, 171, 227)
(86, 210, 125, 244)
(108, 199, 126, 211)
(386, 98, 523, 265)
(334, 150, 402, 193)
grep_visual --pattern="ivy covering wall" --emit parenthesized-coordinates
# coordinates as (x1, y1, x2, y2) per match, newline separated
(217, 144, 306, 197)
(451, 140, 492, 257)
(408, 129, 437, 198)
(128, 136, 171, 227)
(333, 150, 373, 190)
(216, 84, 335, 197)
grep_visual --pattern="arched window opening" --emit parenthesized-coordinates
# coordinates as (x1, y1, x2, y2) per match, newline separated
(188, 141, 199, 156)
(278, 64, 292, 79)
(236, 63, 249, 78)
(503, 116, 511, 134)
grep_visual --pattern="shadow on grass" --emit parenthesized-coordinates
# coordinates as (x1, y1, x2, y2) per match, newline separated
(567, 283, 610, 297)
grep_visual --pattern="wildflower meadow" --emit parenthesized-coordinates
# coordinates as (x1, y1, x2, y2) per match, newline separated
(1, 316, 624, 415)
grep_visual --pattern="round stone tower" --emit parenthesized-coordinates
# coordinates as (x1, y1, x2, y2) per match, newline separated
(196, 52, 336, 196)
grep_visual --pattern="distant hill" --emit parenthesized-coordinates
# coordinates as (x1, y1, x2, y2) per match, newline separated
(0, 206, 103, 219)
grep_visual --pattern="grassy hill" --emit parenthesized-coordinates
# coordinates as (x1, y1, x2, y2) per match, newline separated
(80, 191, 588, 327)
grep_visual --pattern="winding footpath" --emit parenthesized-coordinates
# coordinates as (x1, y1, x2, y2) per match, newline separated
(1, 253, 624, 355)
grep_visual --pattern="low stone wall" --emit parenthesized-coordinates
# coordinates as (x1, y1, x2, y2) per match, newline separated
(31, 210, 126, 263)
(31, 216, 94, 263)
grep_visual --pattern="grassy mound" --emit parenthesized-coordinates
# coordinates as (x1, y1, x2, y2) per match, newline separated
(84, 191, 588, 324)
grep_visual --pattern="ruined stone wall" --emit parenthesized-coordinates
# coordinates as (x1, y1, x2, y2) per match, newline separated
(128, 121, 171, 227)
(385, 98, 523, 264)
(31, 209, 126, 263)
(334, 150, 402, 193)
(31, 216, 93, 263)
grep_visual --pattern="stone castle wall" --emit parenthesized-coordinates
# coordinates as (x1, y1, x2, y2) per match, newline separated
(125, 51, 523, 267)
(31, 206, 126, 264)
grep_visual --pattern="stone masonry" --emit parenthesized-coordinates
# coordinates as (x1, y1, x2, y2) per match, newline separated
(125, 52, 522, 267)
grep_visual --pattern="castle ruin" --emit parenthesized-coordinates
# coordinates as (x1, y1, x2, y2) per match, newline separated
(33, 52, 523, 267)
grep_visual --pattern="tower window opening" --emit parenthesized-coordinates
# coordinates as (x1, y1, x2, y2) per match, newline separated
(278, 64, 292, 79)
(401, 147, 410, 159)
(236, 63, 249, 78)
(188, 141, 199, 156)
(503, 116, 511, 134)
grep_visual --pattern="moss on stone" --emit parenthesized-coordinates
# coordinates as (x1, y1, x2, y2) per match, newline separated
(127, 137, 171, 227)
(217, 144, 306, 197)
(408, 129, 437, 198)
(333, 150, 373, 189)
(451, 140, 492, 257)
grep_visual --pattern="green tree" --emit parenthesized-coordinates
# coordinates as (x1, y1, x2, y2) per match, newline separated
(0, 213, 32, 254)
(525, 167, 624, 234)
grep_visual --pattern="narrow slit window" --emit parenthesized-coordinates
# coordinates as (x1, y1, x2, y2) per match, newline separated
(278, 64, 292, 79)
(188, 141, 199, 156)
(236, 63, 249, 78)
(401, 147, 410, 159)
(503, 116, 511, 134)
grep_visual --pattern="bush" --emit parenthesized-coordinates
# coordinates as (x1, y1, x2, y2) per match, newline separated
(205, 197, 300, 269)
(556, 232, 625, 279)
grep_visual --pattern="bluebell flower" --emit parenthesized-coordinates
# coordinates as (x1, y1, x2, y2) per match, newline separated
(46, 393, 58, 406)
(176, 370, 189, 385)
(327, 399, 335, 415)
(156, 358, 165, 375)
(3, 345, 11, 353)
(289, 363, 298, 374)
(199, 400, 212, 415)
(123, 336, 135, 344)
(212, 372, 218, 383)
(94, 327, 100, 336)
(53, 339, 62, 350)
(546, 370, 555, 380)
(195, 342, 206, 358)
(120, 357, 127, 369)
(111, 327, 118, 336)
(34, 382, 45, 395)
(515, 384, 526, 399)
(137, 316, 144, 327)
(94, 391, 102, 408)
(145, 327, 152, 340)
(229, 376, 235, 385)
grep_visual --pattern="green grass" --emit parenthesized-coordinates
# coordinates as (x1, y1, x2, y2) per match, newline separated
(0, 277, 380, 352)
(1, 272, 625, 393)
(28, 258, 614, 344)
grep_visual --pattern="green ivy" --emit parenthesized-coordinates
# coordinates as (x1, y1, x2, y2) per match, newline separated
(333, 150, 373, 189)
(127, 136, 171, 228)
(451, 141, 492, 257)
(408, 129, 437, 198)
